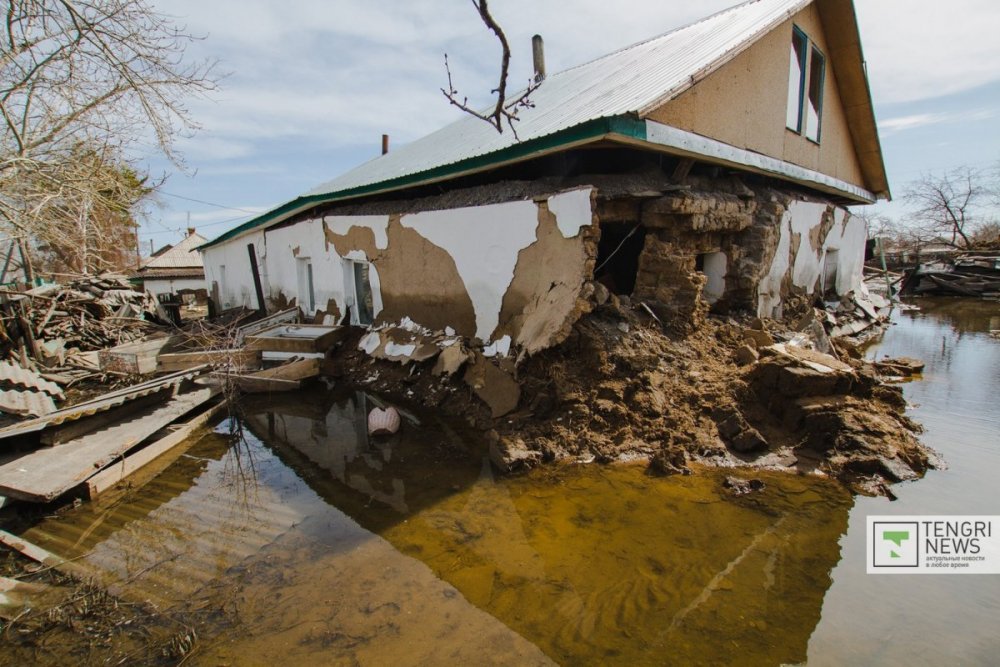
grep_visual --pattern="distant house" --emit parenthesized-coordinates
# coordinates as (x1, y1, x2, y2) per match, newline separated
(137, 229, 208, 299)
(201, 0, 886, 354)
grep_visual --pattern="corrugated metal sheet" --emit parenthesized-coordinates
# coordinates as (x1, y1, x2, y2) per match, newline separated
(0, 368, 205, 440)
(308, 0, 807, 196)
(0, 361, 64, 398)
(0, 390, 57, 418)
(201, 0, 813, 251)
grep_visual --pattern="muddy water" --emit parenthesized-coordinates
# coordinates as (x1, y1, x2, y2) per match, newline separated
(15, 298, 1000, 666)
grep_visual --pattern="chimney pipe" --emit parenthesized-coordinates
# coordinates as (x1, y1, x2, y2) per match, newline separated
(381, 134, 389, 155)
(532, 35, 546, 83)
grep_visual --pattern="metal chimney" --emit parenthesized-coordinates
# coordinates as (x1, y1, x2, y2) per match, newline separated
(532, 35, 546, 83)
(381, 134, 389, 155)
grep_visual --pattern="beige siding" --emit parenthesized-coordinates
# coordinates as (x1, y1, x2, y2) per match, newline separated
(646, 4, 866, 190)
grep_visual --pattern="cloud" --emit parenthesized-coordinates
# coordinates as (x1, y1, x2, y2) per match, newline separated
(879, 108, 997, 134)
(855, 0, 1000, 104)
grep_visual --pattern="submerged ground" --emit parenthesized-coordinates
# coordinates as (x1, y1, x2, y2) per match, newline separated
(2, 298, 998, 666)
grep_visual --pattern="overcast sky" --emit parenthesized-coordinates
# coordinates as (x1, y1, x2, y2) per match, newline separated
(139, 0, 1000, 250)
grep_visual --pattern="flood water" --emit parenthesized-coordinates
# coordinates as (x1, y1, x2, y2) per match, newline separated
(14, 298, 1000, 665)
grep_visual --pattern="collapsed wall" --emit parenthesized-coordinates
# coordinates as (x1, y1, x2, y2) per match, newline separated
(594, 176, 867, 334)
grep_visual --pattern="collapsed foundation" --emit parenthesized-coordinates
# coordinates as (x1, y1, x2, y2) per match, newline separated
(203, 171, 931, 496)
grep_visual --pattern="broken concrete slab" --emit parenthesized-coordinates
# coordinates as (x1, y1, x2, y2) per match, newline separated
(433, 344, 471, 377)
(463, 356, 521, 418)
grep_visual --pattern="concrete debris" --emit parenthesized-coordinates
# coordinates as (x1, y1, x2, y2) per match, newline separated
(723, 476, 765, 495)
(462, 355, 521, 419)
(433, 344, 471, 377)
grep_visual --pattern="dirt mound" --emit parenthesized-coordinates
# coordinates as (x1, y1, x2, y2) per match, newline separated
(332, 300, 937, 498)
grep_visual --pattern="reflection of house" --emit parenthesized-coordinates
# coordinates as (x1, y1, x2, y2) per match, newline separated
(136, 228, 208, 298)
(201, 0, 885, 351)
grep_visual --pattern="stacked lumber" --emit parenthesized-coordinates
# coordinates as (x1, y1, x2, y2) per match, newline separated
(900, 252, 1000, 298)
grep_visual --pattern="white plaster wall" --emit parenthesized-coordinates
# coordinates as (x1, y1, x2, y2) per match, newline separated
(758, 209, 792, 318)
(822, 209, 867, 295)
(789, 201, 830, 292)
(202, 190, 595, 346)
(143, 277, 206, 297)
(201, 230, 266, 310)
(265, 216, 388, 320)
(402, 200, 541, 341)
(757, 201, 866, 317)
(548, 188, 594, 238)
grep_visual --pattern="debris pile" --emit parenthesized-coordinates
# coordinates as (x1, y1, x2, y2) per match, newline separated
(0, 274, 171, 419)
(900, 251, 1000, 298)
(332, 287, 936, 498)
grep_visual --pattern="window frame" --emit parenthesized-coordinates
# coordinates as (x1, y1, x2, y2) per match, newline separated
(786, 26, 808, 133)
(785, 25, 826, 145)
(805, 44, 826, 143)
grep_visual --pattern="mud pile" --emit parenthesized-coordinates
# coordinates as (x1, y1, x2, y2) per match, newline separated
(332, 299, 937, 498)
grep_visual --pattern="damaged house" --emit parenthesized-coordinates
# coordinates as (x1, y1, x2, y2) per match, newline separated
(200, 0, 886, 380)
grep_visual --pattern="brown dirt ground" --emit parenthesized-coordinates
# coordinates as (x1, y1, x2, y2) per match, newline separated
(330, 299, 938, 499)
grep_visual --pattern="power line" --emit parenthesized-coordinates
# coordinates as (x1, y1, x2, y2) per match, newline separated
(158, 190, 260, 214)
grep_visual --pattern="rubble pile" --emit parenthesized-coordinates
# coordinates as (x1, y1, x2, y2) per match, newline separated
(333, 287, 936, 498)
(0, 274, 167, 418)
(900, 251, 1000, 298)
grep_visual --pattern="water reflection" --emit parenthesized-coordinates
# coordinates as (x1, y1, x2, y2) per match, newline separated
(21, 386, 858, 665)
(236, 389, 855, 666)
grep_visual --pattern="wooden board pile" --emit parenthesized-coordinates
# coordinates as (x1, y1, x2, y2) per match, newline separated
(0, 275, 170, 418)
(0, 369, 222, 505)
(901, 252, 1000, 298)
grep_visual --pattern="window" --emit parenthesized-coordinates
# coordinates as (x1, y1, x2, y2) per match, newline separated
(786, 28, 807, 132)
(805, 46, 825, 142)
(352, 261, 374, 325)
(296, 257, 315, 312)
(785, 27, 825, 143)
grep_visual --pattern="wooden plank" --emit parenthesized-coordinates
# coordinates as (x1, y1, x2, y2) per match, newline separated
(84, 399, 227, 499)
(0, 387, 217, 503)
(0, 529, 66, 567)
(157, 348, 260, 373)
(227, 374, 301, 393)
(245, 325, 345, 354)
(250, 358, 319, 381)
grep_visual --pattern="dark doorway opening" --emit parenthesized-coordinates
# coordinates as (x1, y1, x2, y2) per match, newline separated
(594, 223, 647, 295)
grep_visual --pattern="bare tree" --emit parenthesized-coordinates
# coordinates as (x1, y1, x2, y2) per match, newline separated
(0, 0, 218, 276)
(903, 166, 996, 249)
(442, 0, 540, 138)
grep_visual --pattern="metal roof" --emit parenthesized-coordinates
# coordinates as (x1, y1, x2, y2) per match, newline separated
(203, 0, 845, 249)
(308, 0, 808, 197)
(142, 231, 207, 270)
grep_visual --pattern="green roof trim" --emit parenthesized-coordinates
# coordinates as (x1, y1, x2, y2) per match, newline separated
(200, 115, 646, 250)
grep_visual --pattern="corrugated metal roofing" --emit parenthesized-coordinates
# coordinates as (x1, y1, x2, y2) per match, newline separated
(0, 361, 64, 398)
(0, 390, 57, 418)
(308, 0, 808, 196)
(0, 368, 205, 440)
(202, 0, 825, 250)
(142, 232, 207, 270)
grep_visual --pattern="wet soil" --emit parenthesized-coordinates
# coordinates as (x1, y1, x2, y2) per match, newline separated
(332, 300, 937, 497)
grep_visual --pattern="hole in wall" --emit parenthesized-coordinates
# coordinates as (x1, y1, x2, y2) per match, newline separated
(697, 251, 728, 305)
(594, 223, 647, 295)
